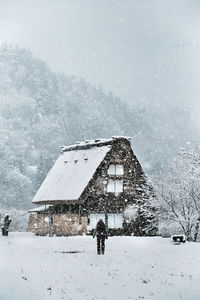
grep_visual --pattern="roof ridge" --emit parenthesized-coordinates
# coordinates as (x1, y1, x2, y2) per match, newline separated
(61, 136, 131, 153)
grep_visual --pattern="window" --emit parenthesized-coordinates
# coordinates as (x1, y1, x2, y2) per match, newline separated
(107, 180, 115, 192)
(107, 179, 123, 195)
(89, 213, 105, 229)
(115, 180, 123, 193)
(107, 213, 123, 228)
(108, 164, 124, 175)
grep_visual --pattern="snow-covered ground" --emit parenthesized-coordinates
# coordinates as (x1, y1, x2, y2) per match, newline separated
(1, 233, 200, 300)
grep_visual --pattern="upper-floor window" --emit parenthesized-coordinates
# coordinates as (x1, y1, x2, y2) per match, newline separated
(108, 164, 124, 176)
(107, 179, 123, 194)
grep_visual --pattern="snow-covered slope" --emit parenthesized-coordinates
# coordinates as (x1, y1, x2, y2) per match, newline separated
(0, 46, 141, 209)
(1, 233, 200, 299)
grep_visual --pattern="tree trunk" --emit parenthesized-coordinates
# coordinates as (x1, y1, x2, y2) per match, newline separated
(193, 219, 200, 242)
(48, 213, 53, 237)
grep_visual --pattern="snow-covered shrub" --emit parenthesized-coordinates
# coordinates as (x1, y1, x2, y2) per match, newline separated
(123, 196, 158, 236)
(124, 204, 139, 222)
(158, 220, 184, 238)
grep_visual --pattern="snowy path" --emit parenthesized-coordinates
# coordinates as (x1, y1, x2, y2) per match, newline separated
(1, 233, 200, 300)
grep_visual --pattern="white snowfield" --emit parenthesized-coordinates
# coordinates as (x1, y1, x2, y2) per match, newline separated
(1, 233, 200, 300)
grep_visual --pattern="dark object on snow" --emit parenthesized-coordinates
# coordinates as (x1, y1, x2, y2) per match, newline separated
(171, 234, 186, 245)
(2, 215, 12, 236)
(54, 251, 84, 254)
(93, 219, 108, 254)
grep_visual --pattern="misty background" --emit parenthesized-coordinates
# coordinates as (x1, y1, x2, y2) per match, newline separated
(1, 0, 200, 210)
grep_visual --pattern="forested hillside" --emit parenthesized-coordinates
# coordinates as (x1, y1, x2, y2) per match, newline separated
(0, 45, 195, 209)
(0, 46, 145, 209)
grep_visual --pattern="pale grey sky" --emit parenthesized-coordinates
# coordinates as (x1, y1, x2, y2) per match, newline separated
(1, 0, 200, 125)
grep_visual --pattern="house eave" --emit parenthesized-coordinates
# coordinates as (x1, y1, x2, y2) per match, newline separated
(32, 199, 84, 205)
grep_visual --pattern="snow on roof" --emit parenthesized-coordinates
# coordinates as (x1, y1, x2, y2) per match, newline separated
(33, 145, 111, 203)
(61, 138, 112, 152)
(61, 136, 131, 152)
(112, 136, 131, 140)
(28, 205, 53, 213)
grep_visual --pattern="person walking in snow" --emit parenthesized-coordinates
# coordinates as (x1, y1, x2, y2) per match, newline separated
(93, 219, 108, 255)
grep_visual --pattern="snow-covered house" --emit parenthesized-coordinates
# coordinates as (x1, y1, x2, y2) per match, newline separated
(28, 137, 157, 236)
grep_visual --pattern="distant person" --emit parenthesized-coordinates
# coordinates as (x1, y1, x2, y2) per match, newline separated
(93, 219, 108, 255)
(2, 215, 12, 236)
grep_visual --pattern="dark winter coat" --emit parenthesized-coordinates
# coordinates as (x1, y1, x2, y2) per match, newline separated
(93, 219, 108, 238)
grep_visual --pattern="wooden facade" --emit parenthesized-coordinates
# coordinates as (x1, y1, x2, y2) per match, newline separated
(28, 137, 157, 236)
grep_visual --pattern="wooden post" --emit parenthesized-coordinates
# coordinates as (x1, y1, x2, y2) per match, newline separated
(48, 207, 54, 237)
(78, 205, 81, 223)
